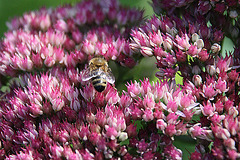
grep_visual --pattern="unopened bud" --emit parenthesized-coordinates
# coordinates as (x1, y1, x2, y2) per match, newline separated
(206, 65, 216, 76)
(118, 132, 128, 141)
(196, 39, 204, 49)
(163, 37, 173, 51)
(211, 43, 221, 55)
(229, 10, 238, 19)
(192, 33, 200, 42)
(192, 65, 201, 75)
(193, 75, 202, 86)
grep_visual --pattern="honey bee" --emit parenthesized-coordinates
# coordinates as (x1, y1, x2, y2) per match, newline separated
(82, 56, 115, 92)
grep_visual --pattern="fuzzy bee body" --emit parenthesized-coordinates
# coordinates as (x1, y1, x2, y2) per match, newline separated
(91, 75, 107, 92)
(82, 56, 115, 92)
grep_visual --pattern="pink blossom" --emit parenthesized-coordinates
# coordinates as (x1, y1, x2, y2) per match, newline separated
(105, 125, 118, 140)
(201, 83, 217, 100)
(1, 0, 240, 159)
(200, 101, 215, 117)
(126, 81, 141, 97)
(156, 119, 167, 130)
(175, 34, 191, 51)
(142, 109, 154, 122)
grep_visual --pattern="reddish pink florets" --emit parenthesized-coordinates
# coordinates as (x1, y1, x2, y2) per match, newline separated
(1, 0, 240, 159)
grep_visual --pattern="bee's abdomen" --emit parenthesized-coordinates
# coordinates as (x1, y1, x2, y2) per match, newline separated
(92, 76, 107, 92)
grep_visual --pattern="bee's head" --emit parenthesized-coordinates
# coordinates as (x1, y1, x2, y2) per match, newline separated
(89, 55, 107, 67)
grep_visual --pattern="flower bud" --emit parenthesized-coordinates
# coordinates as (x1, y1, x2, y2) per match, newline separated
(229, 10, 238, 18)
(211, 43, 221, 55)
(140, 46, 153, 57)
(192, 65, 201, 75)
(191, 33, 200, 42)
(118, 132, 128, 141)
(156, 119, 167, 130)
(196, 39, 204, 49)
(193, 75, 202, 86)
(163, 37, 173, 50)
(206, 65, 216, 76)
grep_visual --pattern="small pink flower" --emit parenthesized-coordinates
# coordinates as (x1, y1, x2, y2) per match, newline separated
(149, 30, 163, 47)
(216, 56, 232, 73)
(153, 108, 165, 119)
(215, 78, 229, 93)
(210, 113, 225, 125)
(201, 83, 217, 100)
(137, 139, 148, 152)
(200, 101, 215, 117)
(126, 81, 141, 97)
(223, 115, 238, 136)
(167, 100, 178, 112)
(82, 40, 95, 55)
(79, 125, 90, 141)
(153, 47, 168, 58)
(63, 146, 82, 160)
(198, 49, 209, 61)
(29, 102, 43, 116)
(187, 45, 199, 57)
(105, 87, 120, 104)
(54, 19, 68, 32)
(39, 14, 51, 31)
(189, 124, 204, 138)
(118, 146, 128, 156)
(163, 144, 182, 160)
(128, 105, 142, 120)
(175, 34, 190, 51)
(119, 93, 132, 108)
(105, 125, 118, 140)
(166, 113, 178, 124)
(176, 49, 187, 62)
(31, 53, 43, 68)
(180, 94, 193, 108)
(51, 97, 65, 111)
(143, 95, 155, 109)
(190, 151, 202, 160)
(88, 132, 100, 145)
(228, 70, 239, 82)
(165, 124, 177, 137)
(71, 30, 82, 43)
(142, 109, 154, 122)
(44, 56, 55, 67)
(156, 119, 167, 131)
(95, 110, 107, 127)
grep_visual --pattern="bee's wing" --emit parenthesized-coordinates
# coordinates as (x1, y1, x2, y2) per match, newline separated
(104, 68, 115, 84)
(81, 67, 95, 81)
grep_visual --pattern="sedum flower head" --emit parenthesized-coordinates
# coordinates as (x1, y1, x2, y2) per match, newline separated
(1, 0, 240, 159)
(0, 0, 143, 77)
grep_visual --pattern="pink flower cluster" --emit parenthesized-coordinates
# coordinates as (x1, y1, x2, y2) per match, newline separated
(0, 67, 198, 159)
(130, 14, 224, 80)
(129, 1, 240, 159)
(0, 0, 143, 76)
(152, 0, 240, 45)
(1, 0, 240, 159)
